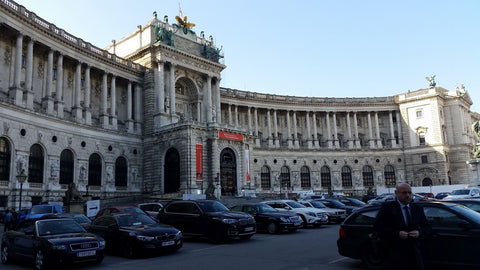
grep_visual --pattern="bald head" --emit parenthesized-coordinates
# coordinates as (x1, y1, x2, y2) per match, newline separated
(395, 183, 413, 204)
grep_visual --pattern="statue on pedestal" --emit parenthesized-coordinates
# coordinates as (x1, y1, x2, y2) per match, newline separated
(472, 120, 480, 159)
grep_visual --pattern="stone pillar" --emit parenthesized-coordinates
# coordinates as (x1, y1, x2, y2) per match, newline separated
(126, 81, 134, 133)
(72, 61, 83, 122)
(110, 75, 117, 129)
(312, 112, 319, 148)
(206, 76, 212, 122)
(346, 112, 354, 148)
(215, 78, 221, 124)
(234, 105, 239, 126)
(375, 112, 382, 148)
(25, 39, 34, 110)
(228, 104, 232, 125)
(368, 112, 375, 148)
(247, 106, 252, 135)
(42, 50, 55, 114)
(353, 112, 360, 148)
(55, 54, 64, 118)
(10, 33, 23, 106)
(389, 111, 397, 148)
(332, 112, 339, 148)
(396, 111, 403, 146)
(274, 110, 279, 147)
(306, 112, 312, 149)
(83, 65, 91, 125)
(326, 112, 332, 149)
(135, 84, 143, 134)
(101, 73, 109, 128)
(169, 64, 176, 116)
(293, 111, 299, 148)
(286, 111, 292, 148)
(254, 108, 260, 147)
(267, 110, 273, 147)
(157, 61, 165, 113)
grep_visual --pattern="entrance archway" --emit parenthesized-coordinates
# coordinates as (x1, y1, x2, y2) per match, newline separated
(422, 177, 433, 186)
(164, 148, 180, 193)
(220, 148, 237, 196)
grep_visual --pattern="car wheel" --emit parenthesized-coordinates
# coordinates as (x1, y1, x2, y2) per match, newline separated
(267, 222, 278, 234)
(1, 244, 11, 264)
(35, 249, 48, 270)
(122, 242, 136, 258)
(209, 231, 227, 244)
(361, 241, 388, 270)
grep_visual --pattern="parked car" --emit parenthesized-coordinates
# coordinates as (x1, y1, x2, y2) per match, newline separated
(88, 213, 182, 258)
(137, 202, 165, 219)
(25, 204, 63, 220)
(337, 201, 480, 269)
(262, 200, 329, 227)
(367, 193, 431, 205)
(298, 200, 347, 223)
(1, 217, 105, 269)
(157, 200, 256, 243)
(316, 198, 359, 215)
(94, 205, 147, 219)
(416, 192, 434, 198)
(435, 192, 451, 199)
(43, 213, 92, 229)
(230, 203, 303, 233)
(303, 195, 325, 200)
(444, 188, 480, 199)
(328, 196, 366, 207)
(440, 199, 480, 213)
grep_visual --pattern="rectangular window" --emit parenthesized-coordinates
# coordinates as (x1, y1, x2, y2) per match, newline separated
(416, 110, 423, 118)
(421, 155, 428, 164)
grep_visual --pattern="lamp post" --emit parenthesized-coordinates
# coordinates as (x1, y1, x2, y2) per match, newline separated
(16, 170, 27, 212)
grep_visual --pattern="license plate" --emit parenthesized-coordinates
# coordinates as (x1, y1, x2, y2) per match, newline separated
(244, 226, 254, 232)
(162, 240, 175, 246)
(77, 250, 96, 257)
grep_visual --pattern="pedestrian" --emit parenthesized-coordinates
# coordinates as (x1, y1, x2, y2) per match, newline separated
(10, 207, 17, 229)
(4, 209, 11, 232)
(373, 183, 431, 270)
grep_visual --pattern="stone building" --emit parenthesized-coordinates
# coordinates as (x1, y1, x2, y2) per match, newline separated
(0, 1, 478, 209)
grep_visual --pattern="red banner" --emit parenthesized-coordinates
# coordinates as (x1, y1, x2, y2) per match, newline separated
(196, 144, 203, 181)
(219, 131, 243, 141)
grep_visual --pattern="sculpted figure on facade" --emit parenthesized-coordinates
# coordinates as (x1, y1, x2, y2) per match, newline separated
(79, 164, 87, 181)
(50, 160, 59, 178)
(16, 155, 26, 175)
(472, 120, 480, 158)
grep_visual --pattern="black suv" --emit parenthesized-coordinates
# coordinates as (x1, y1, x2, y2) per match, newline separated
(157, 200, 256, 243)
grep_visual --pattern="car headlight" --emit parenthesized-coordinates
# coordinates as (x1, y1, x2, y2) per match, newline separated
(175, 231, 183, 240)
(99, 240, 106, 247)
(280, 217, 288, 222)
(306, 212, 317, 217)
(51, 244, 67, 250)
(221, 218, 237, 224)
(136, 235, 155, 241)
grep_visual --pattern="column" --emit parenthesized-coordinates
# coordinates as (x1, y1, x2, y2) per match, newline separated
(72, 62, 83, 121)
(367, 112, 375, 148)
(396, 111, 403, 146)
(206, 76, 212, 122)
(346, 112, 353, 148)
(312, 112, 319, 148)
(286, 111, 292, 148)
(43, 50, 54, 115)
(326, 112, 332, 148)
(83, 65, 91, 125)
(274, 110, 279, 147)
(110, 75, 117, 129)
(254, 107, 260, 147)
(267, 110, 273, 147)
(306, 112, 312, 149)
(293, 111, 299, 148)
(9, 33, 23, 106)
(228, 104, 232, 125)
(126, 81, 134, 133)
(215, 78, 221, 123)
(55, 54, 64, 118)
(157, 61, 165, 113)
(353, 112, 360, 148)
(101, 73, 109, 128)
(247, 107, 252, 135)
(332, 112, 338, 148)
(389, 111, 397, 148)
(375, 112, 382, 148)
(169, 64, 176, 116)
(135, 84, 143, 134)
(25, 39, 34, 109)
(234, 105, 238, 126)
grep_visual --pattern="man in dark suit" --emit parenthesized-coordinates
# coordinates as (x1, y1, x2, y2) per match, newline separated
(374, 183, 430, 270)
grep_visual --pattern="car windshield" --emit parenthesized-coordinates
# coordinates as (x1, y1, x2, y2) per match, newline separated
(449, 204, 480, 223)
(37, 219, 85, 236)
(451, 189, 470, 195)
(345, 198, 365, 206)
(285, 201, 307, 208)
(72, 215, 91, 223)
(121, 207, 145, 214)
(308, 200, 326, 208)
(197, 201, 229, 212)
(257, 204, 277, 213)
(117, 214, 156, 227)
(30, 206, 53, 214)
(325, 200, 346, 207)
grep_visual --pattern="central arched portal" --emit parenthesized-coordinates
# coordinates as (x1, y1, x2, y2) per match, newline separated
(164, 148, 180, 193)
(220, 148, 237, 196)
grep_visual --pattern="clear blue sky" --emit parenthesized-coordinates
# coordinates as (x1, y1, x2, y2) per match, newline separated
(15, 0, 480, 111)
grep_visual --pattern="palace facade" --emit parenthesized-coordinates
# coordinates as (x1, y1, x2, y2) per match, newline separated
(0, 0, 478, 209)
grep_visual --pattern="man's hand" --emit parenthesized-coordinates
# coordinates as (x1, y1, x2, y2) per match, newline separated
(399, 230, 409, 239)
(408, 230, 420, 238)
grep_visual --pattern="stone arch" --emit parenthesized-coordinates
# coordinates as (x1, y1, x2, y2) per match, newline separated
(220, 147, 237, 196)
(164, 147, 180, 193)
(175, 76, 199, 121)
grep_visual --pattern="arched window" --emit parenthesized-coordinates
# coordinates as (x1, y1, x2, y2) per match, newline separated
(280, 166, 290, 188)
(88, 153, 102, 186)
(59, 149, 74, 185)
(28, 144, 44, 183)
(422, 178, 432, 186)
(320, 166, 331, 188)
(300, 166, 311, 188)
(115, 157, 128, 187)
(260, 166, 271, 189)
(0, 138, 11, 181)
(384, 165, 396, 187)
(341, 166, 352, 187)
(362, 166, 374, 187)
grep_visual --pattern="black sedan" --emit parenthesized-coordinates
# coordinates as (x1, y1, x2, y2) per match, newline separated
(230, 203, 303, 234)
(337, 201, 480, 269)
(158, 200, 256, 243)
(1, 218, 105, 270)
(441, 199, 480, 213)
(317, 199, 359, 215)
(88, 213, 182, 258)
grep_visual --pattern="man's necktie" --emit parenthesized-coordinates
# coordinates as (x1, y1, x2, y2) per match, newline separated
(404, 205, 412, 227)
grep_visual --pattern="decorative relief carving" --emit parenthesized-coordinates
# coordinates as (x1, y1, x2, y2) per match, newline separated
(37, 62, 44, 78)
(4, 46, 11, 65)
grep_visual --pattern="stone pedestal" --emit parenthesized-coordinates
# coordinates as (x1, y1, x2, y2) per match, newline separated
(466, 159, 480, 187)
(66, 200, 85, 214)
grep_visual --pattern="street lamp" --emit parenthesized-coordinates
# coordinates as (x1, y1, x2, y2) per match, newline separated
(16, 169, 27, 212)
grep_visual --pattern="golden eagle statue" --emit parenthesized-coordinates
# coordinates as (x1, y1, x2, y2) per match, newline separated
(175, 15, 195, 30)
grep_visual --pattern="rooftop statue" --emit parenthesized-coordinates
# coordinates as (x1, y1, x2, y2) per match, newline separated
(472, 120, 480, 159)
(175, 15, 195, 34)
(425, 75, 436, 88)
